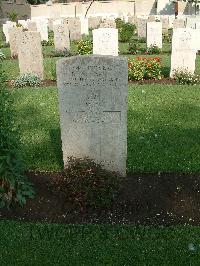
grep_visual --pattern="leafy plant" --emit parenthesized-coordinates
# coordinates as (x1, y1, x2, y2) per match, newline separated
(162, 32, 172, 43)
(128, 39, 141, 55)
(53, 157, 122, 210)
(8, 11, 18, 22)
(119, 22, 136, 42)
(145, 45, 161, 55)
(115, 18, 125, 29)
(77, 39, 92, 55)
(128, 57, 162, 81)
(12, 74, 41, 88)
(0, 58, 35, 209)
(173, 68, 200, 85)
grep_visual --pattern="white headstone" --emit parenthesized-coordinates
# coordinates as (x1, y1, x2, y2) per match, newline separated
(147, 22, 162, 48)
(3, 21, 16, 43)
(93, 28, 118, 56)
(18, 31, 44, 79)
(80, 17, 89, 35)
(170, 28, 196, 77)
(53, 24, 70, 51)
(56, 55, 128, 175)
(32, 17, 48, 41)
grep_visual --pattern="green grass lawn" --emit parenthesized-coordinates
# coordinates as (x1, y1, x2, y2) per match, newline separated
(1, 220, 200, 265)
(3, 34, 200, 264)
(13, 84, 200, 173)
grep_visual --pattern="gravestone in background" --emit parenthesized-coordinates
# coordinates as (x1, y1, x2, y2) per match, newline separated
(173, 19, 185, 29)
(170, 28, 196, 77)
(3, 21, 16, 43)
(147, 21, 162, 48)
(100, 19, 116, 28)
(67, 18, 81, 41)
(18, 31, 44, 79)
(32, 17, 49, 41)
(88, 16, 102, 29)
(8, 27, 23, 57)
(137, 18, 147, 39)
(27, 21, 37, 31)
(80, 17, 89, 35)
(93, 28, 118, 56)
(53, 24, 70, 51)
(161, 17, 169, 34)
(57, 55, 128, 176)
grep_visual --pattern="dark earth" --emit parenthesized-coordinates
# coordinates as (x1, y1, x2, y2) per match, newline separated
(1, 171, 200, 226)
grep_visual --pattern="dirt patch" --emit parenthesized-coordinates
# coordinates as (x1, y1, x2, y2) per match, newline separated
(1, 171, 200, 225)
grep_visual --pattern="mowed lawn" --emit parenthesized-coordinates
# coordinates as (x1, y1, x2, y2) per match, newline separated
(1, 220, 200, 266)
(13, 84, 200, 173)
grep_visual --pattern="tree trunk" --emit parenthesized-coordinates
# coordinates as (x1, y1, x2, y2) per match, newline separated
(85, 0, 95, 19)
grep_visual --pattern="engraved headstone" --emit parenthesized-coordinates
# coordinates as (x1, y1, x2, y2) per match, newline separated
(53, 24, 70, 51)
(147, 22, 162, 48)
(170, 28, 196, 77)
(100, 19, 116, 29)
(93, 28, 118, 56)
(56, 55, 128, 175)
(18, 31, 44, 79)
(67, 18, 81, 41)
(88, 16, 102, 29)
(8, 27, 23, 57)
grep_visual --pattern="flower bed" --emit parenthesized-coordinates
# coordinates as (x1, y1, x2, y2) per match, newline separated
(128, 57, 162, 81)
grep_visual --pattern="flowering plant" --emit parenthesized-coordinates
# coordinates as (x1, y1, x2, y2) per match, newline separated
(173, 68, 200, 85)
(145, 45, 161, 55)
(77, 39, 92, 55)
(128, 57, 162, 81)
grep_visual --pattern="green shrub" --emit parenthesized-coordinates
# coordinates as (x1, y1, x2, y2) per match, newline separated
(0, 58, 35, 208)
(119, 22, 136, 42)
(128, 57, 162, 81)
(128, 39, 141, 55)
(145, 45, 161, 55)
(50, 48, 76, 58)
(138, 37, 146, 43)
(115, 18, 125, 29)
(162, 32, 172, 43)
(13, 74, 41, 88)
(53, 157, 122, 210)
(77, 39, 92, 55)
(173, 69, 200, 85)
